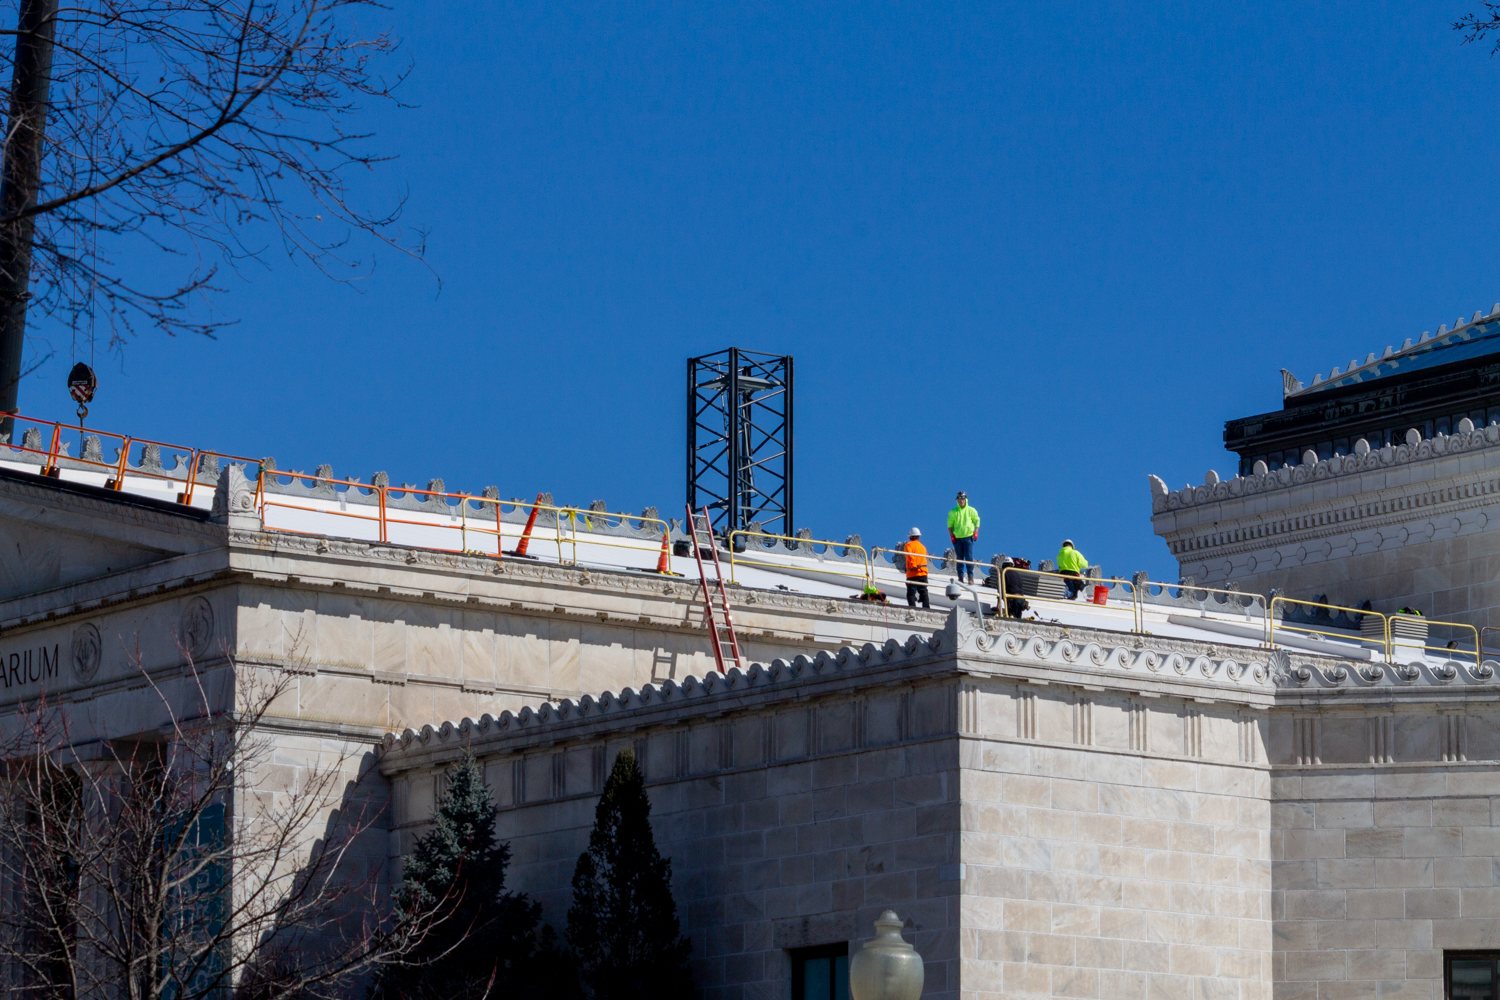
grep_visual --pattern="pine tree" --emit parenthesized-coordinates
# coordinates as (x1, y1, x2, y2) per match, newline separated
(372, 749, 544, 1000)
(566, 749, 692, 1000)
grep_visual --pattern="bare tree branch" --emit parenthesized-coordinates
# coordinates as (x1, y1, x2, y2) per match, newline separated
(0, 0, 425, 364)
(0, 636, 460, 1000)
(1456, 3, 1500, 54)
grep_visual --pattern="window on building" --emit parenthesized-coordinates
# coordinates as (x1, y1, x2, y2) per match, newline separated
(792, 944, 849, 1000)
(1447, 953, 1500, 1000)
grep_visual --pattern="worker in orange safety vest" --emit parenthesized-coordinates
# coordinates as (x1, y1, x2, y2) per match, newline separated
(898, 527, 930, 609)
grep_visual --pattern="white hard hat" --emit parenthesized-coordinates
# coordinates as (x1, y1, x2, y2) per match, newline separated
(909, 527, 921, 537)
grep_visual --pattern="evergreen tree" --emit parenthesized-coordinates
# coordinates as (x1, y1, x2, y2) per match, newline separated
(566, 749, 692, 1000)
(372, 749, 545, 1000)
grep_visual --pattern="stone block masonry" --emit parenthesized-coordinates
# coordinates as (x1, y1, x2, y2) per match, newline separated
(1150, 419, 1500, 630)
(20, 442, 1500, 999)
(381, 610, 1282, 1000)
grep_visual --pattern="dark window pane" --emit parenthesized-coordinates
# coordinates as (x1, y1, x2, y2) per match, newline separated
(833, 956, 848, 1000)
(1451, 960, 1493, 1000)
(804, 957, 832, 1000)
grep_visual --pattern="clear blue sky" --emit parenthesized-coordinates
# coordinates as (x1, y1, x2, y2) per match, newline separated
(17, 2, 1500, 583)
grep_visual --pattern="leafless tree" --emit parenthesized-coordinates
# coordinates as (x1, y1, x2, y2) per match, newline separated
(0, 0, 421, 418)
(0, 642, 451, 1000)
(1457, 4, 1500, 52)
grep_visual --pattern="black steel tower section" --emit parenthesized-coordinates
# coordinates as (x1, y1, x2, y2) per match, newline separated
(687, 349, 794, 538)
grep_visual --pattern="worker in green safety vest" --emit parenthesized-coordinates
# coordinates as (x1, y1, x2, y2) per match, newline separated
(946, 492, 980, 584)
(1056, 539, 1090, 600)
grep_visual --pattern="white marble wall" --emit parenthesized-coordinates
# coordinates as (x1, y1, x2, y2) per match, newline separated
(386, 656, 1279, 1000)
(1152, 440, 1500, 630)
(398, 681, 966, 1000)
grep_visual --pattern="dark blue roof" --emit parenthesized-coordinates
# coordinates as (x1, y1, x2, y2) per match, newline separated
(1289, 307, 1500, 398)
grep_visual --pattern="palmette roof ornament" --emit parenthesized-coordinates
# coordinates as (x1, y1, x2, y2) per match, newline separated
(1150, 417, 1500, 513)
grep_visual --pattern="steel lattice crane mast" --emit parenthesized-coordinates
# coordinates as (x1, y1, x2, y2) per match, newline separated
(686, 349, 793, 539)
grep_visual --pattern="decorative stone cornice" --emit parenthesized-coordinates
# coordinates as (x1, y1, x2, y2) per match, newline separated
(1159, 471, 1500, 563)
(225, 527, 944, 626)
(1150, 419, 1500, 514)
(1268, 648, 1499, 689)
(378, 610, 1283, 768)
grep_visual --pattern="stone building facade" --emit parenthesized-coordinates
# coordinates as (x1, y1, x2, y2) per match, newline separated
(1149, 418, 1500, 632)
(1152, 302, 1500, 631)
(380, 609, 1280, 1000)
(13, 384, 1500, 1000)
(383, 602, 1500, 1000)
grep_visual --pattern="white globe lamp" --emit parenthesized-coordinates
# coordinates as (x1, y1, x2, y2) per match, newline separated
(848, 910, 924, 1000)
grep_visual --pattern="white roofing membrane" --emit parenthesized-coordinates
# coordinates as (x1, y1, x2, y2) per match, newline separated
(3, 454, 1479, 671)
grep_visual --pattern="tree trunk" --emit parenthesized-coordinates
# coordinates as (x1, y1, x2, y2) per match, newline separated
(0, 0, 58, 439)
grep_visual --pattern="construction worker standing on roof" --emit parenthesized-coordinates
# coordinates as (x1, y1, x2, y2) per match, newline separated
(898, 528, 930, 609)
(1056, 539, 1090, 600)
(947, 491, 980, 584)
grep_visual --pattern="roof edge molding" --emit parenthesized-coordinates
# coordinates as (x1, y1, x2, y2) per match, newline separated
(1151, 418, 1500, 512)
(1284, 303, 1500, 399)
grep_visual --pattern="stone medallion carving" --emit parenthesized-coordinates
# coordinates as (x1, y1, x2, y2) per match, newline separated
(71, 623, 102, 682)
(180, 597, 215, 660)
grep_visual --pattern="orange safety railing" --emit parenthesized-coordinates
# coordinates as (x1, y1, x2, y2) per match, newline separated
(256, 475, 673, 568)
(0, 411, 262, 502)
(256, 470, 389, 542)
(380, 484, 527, 559)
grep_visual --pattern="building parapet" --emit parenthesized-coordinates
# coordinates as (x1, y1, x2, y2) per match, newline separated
(1151, 417, 1500, 513)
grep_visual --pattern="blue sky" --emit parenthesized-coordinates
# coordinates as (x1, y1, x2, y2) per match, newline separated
(17, 1, 1500, 583)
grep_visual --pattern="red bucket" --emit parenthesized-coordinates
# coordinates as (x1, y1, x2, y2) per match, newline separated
(1091, 585, 1109, 605)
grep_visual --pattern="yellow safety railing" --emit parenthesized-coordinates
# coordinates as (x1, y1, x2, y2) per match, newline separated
(1483, 627, 1500, 662)
(1269, 596, 1388, 655)
(728, 530, 870, 587)
(1387, 614, 1482, 666)
(868, 546, 991, 582)
(1138, 579, 1266, 617)
(549, 504, 673, 568)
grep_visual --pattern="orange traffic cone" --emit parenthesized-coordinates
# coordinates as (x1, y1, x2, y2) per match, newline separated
(654, 530, 673, 574)
(512, 493, 543, 557)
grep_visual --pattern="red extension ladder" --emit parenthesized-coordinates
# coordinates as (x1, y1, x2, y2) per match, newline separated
(686, 505, 742, 673)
